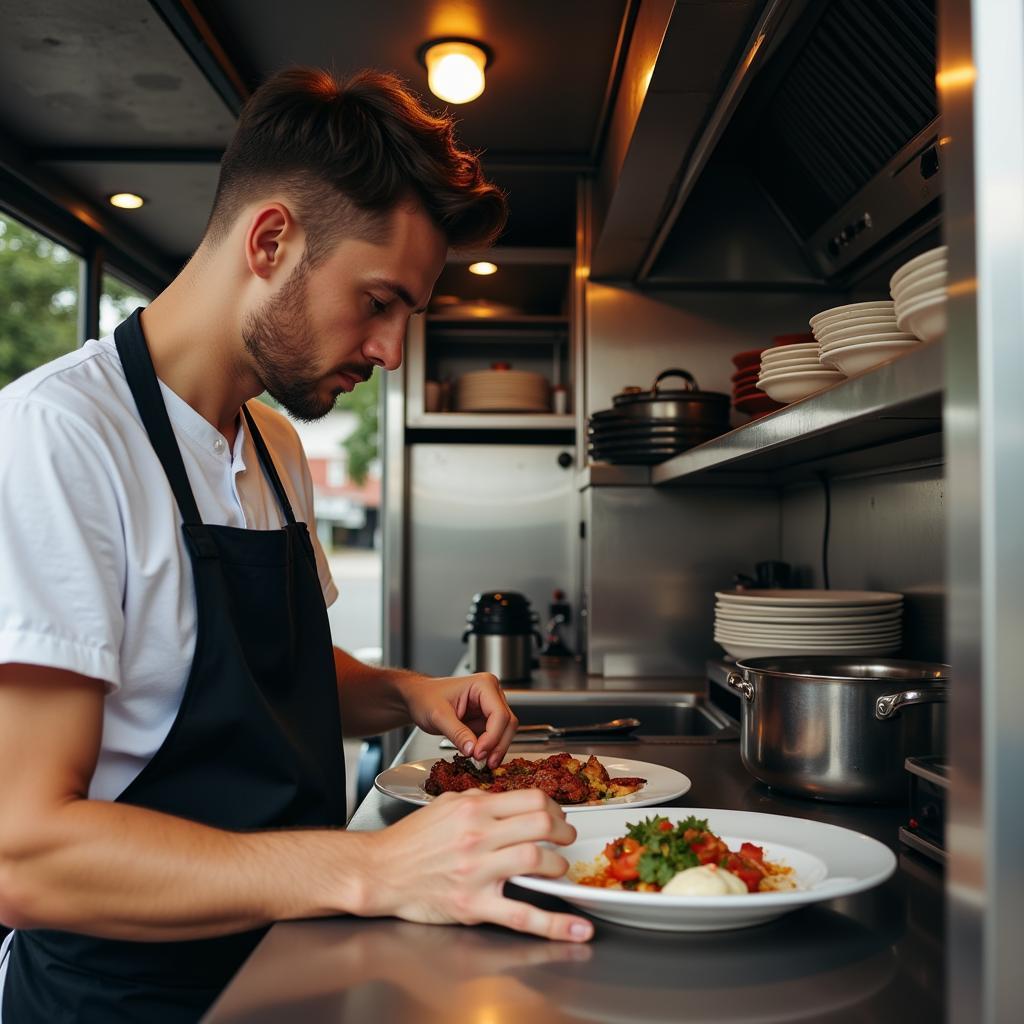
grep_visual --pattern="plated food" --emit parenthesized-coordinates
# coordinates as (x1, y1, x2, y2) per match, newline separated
(572, 814, 797, 894)
(424, 752, 646, 804)
(510, 806, 897, 931)
(374, 753, 691, 811)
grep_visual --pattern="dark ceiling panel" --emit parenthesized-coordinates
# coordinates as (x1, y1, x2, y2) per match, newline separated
(0, 0, 235, 148)
(193, 0, 626, 156)
(39, 159, 219, 258)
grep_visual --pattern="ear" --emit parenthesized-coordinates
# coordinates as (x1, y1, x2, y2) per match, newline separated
(244, 203, 300, 281)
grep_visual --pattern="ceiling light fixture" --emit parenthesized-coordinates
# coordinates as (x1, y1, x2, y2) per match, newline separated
(419, 38, 491, 104)
(469, 261, 497, 275)
(109, 192, 145, 210)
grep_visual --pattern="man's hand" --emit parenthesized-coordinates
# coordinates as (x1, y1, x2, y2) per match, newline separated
(396, 671, 517, 768)
(356, 788, 594, 943)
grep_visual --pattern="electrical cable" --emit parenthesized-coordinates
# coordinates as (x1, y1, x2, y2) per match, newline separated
(818, 472, 831, 589)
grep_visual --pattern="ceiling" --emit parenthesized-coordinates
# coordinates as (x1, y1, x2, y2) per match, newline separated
(0, 0, 631, 277)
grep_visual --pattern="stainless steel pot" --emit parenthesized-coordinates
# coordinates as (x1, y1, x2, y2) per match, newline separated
(726, 657, 948, 803)
(465, 632, 537, 683)
(603, 369, 731, 424)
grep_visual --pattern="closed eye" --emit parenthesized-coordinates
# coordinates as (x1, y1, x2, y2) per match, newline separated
(369, 295, 387, 315)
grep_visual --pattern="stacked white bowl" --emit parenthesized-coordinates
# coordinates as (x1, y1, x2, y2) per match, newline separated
(714, 589, 904, 660)
(891, 245, 947, 343)
(810, 300, 920, 376)
(455, 368, 550, 412)
(756, 343, 845, 404)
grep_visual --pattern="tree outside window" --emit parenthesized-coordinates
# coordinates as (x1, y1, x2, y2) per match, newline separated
(0, 212, 81, 388)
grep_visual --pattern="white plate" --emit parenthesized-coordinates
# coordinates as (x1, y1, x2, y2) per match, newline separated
(714, 624, 902, 639)
(808, 301, 894, 329)
(716, 589, 903, 606)
(716, 606, 901, 622)
(510, 806, 896, 932)
(815, 320, 911, 346)
(818, 331, 917, 354)
(823, 339, 921, 375)
(811, 314, 898, 340)
(717, 639, 901, 659)
(374, 753, 691, 812)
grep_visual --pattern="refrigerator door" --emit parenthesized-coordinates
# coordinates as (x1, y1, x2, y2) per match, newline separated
(407, 444, 575, 676)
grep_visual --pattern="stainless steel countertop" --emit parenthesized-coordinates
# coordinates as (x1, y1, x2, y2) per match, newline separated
(205, 678, 945, 1023)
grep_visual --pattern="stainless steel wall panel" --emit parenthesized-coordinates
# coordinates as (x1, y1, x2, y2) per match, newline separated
(779, 465, 946, 662)
(586, 485, 779, 676)
(407, 444, 576, 676)
(584, 282, 849, 424)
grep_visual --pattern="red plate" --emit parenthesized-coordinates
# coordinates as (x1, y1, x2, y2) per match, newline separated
(734, 393, 785, 415)
(733, 383, 761, 399)
(731, 347, 767, 369)
(730, 368, 760, 384)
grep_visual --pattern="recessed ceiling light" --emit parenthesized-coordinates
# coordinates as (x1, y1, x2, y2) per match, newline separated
(469, 261, 497, 275)
(420, 39, 491, 104)
(109, 192, 145, 210)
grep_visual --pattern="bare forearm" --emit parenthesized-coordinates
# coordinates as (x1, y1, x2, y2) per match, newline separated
(0, 799, 369, 941)
(333, 646, 423, 736)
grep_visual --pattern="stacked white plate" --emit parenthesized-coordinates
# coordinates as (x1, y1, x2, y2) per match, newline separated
(891, 245, 947, 343)
(756, 344, 845, 404)
(810, 300, 920, 377)
(455, 369, 550, 412)
(714, 589, 903, 660)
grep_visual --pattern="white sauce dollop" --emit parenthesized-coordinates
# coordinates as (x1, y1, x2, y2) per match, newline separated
(661, 863, 749, 896)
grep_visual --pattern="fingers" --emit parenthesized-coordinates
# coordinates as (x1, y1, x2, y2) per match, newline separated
(429, 701, 481, 758)
(482, 894, 595, 943)
(465, 675, 517, 767)
(475, 802, 577, 850)
(484, 842, 572, 882)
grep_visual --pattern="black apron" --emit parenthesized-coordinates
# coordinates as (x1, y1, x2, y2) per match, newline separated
(2, 310, 347, 1023)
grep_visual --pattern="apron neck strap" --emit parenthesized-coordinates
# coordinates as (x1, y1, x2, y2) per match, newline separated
(241, 404, 297, 526)
(114, 309, 298, 528)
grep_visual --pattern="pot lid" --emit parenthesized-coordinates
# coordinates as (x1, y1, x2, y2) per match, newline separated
(612, 369, 728, 406)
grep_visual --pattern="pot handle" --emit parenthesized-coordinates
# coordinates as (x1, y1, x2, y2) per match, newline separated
(651, 369, 697, 394)
(875, 685, 949, 720)
(726, 671, 754, 703)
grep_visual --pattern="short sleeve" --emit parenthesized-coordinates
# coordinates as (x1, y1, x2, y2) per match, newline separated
(0, 398, 127, 688)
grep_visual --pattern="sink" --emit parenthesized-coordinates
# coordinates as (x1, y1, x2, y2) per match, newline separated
(504, 690, 738, 743)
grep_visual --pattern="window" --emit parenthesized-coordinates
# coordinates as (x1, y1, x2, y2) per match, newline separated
(0, 211, 81, 388)
(100, 270, 151, 336)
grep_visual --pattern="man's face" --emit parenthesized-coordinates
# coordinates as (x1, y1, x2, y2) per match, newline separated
(243, 203, 447, 421)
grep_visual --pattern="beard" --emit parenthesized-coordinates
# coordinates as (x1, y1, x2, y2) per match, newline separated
(242, 257, 365, 422)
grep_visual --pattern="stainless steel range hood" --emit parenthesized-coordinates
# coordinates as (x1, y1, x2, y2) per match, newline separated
(595, 0, 941, 287)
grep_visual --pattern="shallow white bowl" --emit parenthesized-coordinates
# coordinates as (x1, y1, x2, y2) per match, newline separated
(758, 357, 823, 374)
(809, 300, 894, 329)
(757, 369, 832, 390)
(812, 315, 899, 343)
(762, 342, 820, 356)
(891, 264, 947, 301)
(510, 806, 897, 932)
(715, 608, 902, 625)
(896, 291, 947, 342)
(758, 370, 844, 403)
(822, 339, 921, 375)
(819, 331, 917, 354)
(890, 245, 948, 293)
(816, 320, 910, 346)
(894, 272, 947, 307)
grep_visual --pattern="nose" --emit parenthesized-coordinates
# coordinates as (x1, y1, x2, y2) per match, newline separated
(363, 318, 406, 372)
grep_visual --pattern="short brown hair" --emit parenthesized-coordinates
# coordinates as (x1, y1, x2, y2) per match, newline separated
(205, 67, 507, 258)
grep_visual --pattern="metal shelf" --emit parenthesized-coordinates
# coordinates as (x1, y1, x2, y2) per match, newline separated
(576, 464, 652, 489)
(649, 340, 944, 486)
(406, 412, 575, 431)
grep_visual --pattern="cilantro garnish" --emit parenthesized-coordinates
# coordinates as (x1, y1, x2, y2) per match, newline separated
(622, 815, 709, 886)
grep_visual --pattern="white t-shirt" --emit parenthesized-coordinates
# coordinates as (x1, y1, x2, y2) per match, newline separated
(0, 335, 338, 803)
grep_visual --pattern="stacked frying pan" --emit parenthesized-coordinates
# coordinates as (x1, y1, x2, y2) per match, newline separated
(588, 369, 731, 465)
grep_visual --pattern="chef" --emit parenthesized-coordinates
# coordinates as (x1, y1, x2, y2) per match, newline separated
(0, 67, 592, 1023)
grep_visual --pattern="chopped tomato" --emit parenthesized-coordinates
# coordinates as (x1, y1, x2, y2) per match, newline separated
(658, 820, 673, 833)
(725, 852, 766, 892)
(604, 837, 644, 881)
(689, 832, 728, 865)
(740, 842, 765, 863)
